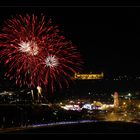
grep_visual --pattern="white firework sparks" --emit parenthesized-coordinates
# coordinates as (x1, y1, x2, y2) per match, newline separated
(45, 55, 59, 68)
(18, 41, 38, 56)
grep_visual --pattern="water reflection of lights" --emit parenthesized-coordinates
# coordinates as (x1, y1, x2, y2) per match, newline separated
(31, 120, 98, 128)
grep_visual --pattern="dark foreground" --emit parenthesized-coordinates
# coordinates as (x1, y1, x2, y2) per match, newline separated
(2, 121, 140, 134)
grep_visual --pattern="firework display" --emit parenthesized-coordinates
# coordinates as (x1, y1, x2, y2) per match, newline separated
(0, 14, 82, 92)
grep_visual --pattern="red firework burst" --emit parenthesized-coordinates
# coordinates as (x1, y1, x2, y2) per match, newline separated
(0, 14, 82, 92)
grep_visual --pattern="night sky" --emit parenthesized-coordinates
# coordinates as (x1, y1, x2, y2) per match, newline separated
(0, 6, 140, 76)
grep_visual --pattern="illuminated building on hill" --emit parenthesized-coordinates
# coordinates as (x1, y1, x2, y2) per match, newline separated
(73, 72, 104, 80)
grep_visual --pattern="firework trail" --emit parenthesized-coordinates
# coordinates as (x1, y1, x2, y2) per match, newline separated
(0, 14, 82, 93)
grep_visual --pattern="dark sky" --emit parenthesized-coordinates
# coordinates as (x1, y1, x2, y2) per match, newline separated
(0, 7, 140, 76)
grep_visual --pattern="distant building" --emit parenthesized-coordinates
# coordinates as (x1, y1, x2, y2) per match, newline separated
(114, 92, 119, 108)
(37, 86, 42, 103)
(73, 72, 104, 80)
(37, 86, 42, 95)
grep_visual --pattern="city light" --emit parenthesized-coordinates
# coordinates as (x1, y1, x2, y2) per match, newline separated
(74, 72, 104, 80)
